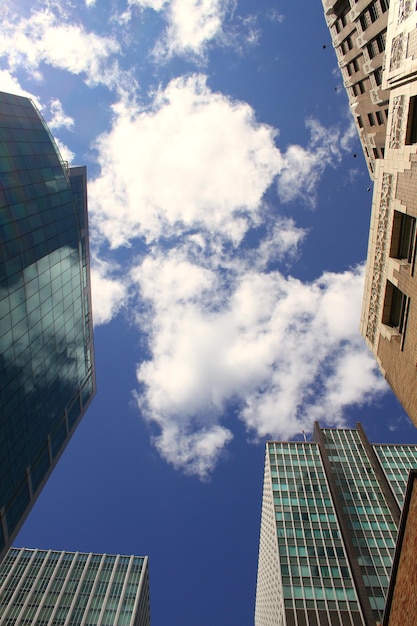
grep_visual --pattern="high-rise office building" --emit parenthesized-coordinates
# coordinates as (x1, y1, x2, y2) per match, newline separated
(0, 91, 96, 561)
(255, 423, 417, 626)
(0, 548, 150, 626)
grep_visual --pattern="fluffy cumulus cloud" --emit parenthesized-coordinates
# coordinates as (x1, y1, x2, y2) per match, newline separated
(90, 76, 357, 251)
(0, 69, 41, 104)
(129, 0, 233, 59)
(89, 74, 283, 247)
(86, 74, 385, 477)
(90, 258, 130, 326)
(0, 5, 121, 88)
(278, 118, 356, 207)
(47, 98, 74, 131)
(130, 254, 386, 478)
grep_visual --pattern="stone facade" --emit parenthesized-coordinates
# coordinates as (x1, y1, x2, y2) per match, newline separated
(360, 0, 417, 427)
(321, 0, 391, 178)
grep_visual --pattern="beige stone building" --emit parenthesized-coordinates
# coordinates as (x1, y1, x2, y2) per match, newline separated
(360, 0, 417, 426)
(321, 0, 390, 178)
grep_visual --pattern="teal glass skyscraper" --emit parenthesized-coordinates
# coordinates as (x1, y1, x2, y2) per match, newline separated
(0, 548, 150, 626)
(0, 92, 95, 561)
(255, 423, 417, 626)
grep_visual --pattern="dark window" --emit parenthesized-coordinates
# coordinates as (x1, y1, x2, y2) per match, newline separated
(358, 116, 364, 128)
(376, 110, 384, 125)
(377, 31, 386, 53)
(405, 96, 417, 145)
(382, 281, 408, 334)
(368, 113, 375, 126)
(374, 67, 383, 86)
(341, 35, 353, 53)
(367, 42, 376, 59)
(390, 211, 416, 262)
(369, 3, 378, 22)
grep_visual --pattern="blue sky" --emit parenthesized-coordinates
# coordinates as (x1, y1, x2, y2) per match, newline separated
(3, 0, 417, 624)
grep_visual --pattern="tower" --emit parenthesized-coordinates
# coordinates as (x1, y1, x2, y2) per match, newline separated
(0, 91, 96, 561)
(255, 423, 417, 626)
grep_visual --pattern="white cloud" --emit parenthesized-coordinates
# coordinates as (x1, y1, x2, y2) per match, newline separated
(129, 0, 233, 59)
(266, 8, 284, 23)
(87, 74, 378, 477)
(54, 137, 75, 164)
(159, 0, 231, 59)
(130, 251, 386, 478)
(89, 74, 283, 248)
(90, 77, 357, 254)
(278, 118, 356, 207)
(0, 69, 41, 107)
(48, 98, 74, 130)
(90, 258, 129, 326)
(0, 6, 121, 88)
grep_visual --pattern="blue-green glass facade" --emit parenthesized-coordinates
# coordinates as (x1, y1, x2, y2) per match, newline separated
(321, 428, 400, 623)
(0, 92, 95, 561)
(255, 424, 417, 626)
(0, 548, 150, 626)
(373, 443, 417, 507)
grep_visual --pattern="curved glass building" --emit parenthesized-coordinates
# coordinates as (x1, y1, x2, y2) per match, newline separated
(0, 91, 96, 561)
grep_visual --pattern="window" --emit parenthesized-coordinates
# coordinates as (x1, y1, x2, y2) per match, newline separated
(353, 81, 365, 96)
(373, 67, 383, 86)
(405, 96, 417, 145)
(382, 281, 408, 335)
(390, 211, 416, 263)
(380, 0, 389, 13)
(348, 57, 360, 75)
(367, 31, 386, 58)
(376, 110, 384, 125)
(341, 35, 353, 54)
(368, 113, 376, 126)
(369, 3, 378, 22)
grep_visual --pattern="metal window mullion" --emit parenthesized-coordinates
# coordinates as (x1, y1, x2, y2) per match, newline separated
(0, 550, 25, 596)
(0, 549, 37, 626)
(45, 552, 78, 626)
(28, 550, 65, 625)
(113, 557, 134, 626)
(15, 549, 48, 626)
(95, 556, 118, 625)
(62, 553, 91, 626)
(133, 558, 149, 626)
(79, 555, 106, 626)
